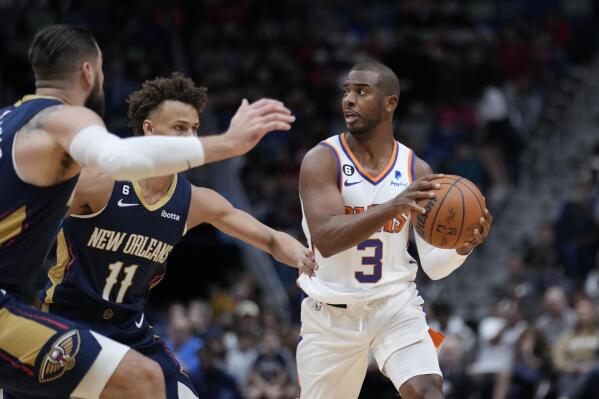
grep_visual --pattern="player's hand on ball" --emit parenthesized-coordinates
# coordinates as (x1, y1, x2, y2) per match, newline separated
(298, 248, 318, 277)
(226, 98, 296, 155)
(392, 174, 444, 215)
(456, 209, 493, 255)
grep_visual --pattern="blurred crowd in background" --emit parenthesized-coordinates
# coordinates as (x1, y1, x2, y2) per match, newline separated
(1, 0, 599, 398)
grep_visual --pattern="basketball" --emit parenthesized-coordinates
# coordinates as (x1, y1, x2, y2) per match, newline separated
(412, 175, 486, 249)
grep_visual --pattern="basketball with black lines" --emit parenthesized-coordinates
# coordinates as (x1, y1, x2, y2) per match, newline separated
(412, 175, 486, 249)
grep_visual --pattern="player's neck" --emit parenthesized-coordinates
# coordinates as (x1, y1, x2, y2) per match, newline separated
(346, 126, 395, 162)
(136, 175, 175, 202)
(35, 85, 81, 106)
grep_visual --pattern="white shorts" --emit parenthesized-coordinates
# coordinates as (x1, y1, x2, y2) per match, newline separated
(297, 291, 442, 399)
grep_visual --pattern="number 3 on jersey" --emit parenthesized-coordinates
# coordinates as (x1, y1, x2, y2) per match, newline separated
(102, 261, 138, 303)
(355, 239, 383, 283)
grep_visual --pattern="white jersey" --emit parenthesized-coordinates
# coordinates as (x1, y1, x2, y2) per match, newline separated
(299, 133, 419, 304)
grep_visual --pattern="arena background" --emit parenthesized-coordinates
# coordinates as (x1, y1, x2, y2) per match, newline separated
(1, 0, 599, 398)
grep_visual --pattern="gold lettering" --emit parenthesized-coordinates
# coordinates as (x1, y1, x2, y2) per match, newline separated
(123, 234, 137, 254)
(157, 244, 173, 263)
(133, 236, 149, 257)
(105, 231, 126, 252)
(87, 227, 102, 247)
(150, 241, 164, 262)
(140, 238, 158, 259)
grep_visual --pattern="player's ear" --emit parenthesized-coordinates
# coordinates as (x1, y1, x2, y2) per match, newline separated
(81, 61, 95, 90)
(142, 119, 153, 136)
(386, 95, 398, 113)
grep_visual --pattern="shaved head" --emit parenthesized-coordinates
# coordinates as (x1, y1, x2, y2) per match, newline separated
(350, 62, 400, 98)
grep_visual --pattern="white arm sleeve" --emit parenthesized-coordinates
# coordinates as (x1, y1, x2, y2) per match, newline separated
(414, 232, 470, 280)
(69, 125, 205, 180)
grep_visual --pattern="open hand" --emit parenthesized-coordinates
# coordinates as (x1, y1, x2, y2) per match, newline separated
(392, 174, 444, 215)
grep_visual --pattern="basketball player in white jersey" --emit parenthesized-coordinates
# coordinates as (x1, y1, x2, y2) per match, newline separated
(297, 62, 493, 399)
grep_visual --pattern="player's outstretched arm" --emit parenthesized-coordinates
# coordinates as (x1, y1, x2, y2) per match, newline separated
(187, 187, 317, 276)
(44, 100, 294, 181)
(299, 145, 441, 257)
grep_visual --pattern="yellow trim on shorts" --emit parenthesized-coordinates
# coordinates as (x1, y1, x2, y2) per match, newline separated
(0, 308, 57, 366)
(42, 229, 71, 307)
(0, 205, 27, 247)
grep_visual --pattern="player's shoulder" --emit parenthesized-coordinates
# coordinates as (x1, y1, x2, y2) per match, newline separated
(412, 155, 433, 179)
(300, 136, 342, 187)
(303, 134, 342, 163)
(32, 105, 103, 141)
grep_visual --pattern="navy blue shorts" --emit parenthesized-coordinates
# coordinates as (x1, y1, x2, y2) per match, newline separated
(47, 306, 198, 399)
(0, 291, 103, 398)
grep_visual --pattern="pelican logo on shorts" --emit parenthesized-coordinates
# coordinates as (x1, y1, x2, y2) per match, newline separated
(161, 210, 180, 221)
(39, 330, 81, 383)
(314, 302, 322, 311)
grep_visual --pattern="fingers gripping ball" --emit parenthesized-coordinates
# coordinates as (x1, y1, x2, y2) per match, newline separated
(412, 175, 486, 249)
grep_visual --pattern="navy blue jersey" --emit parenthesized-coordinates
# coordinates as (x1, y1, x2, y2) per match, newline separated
(41, 175, 191, 318)
(0, 95, 76, 297)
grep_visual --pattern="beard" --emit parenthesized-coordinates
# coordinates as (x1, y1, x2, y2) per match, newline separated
(84, 79, 106, 117)
(347, 114, 381, 135)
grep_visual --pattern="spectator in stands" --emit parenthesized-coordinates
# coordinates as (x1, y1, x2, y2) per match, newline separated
(192, 338, 243, 399)
(569, 364, 599, 399)
(470, 298, 527, 399)
(234, 299, 262, 336)
(508, 327, 554, 399)
(555, 179, 599, 281)
(535, 286, 576, 346)
(503, 252, 539, 303)
(165, 304, 203, 375)
(439, 335, 474, 399)
(188, 299, 212, 338)
(552, 298, 599, 396)
(246, 330, 296, 399)
(226, 331, 259, 388)
(584, 250, 599, 299)
(525, 223, 564, 283)
(429, 302, 476, 353)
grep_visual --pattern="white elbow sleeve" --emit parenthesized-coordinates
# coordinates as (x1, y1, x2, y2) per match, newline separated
(415, 233, 470, 280)
(69, 125, 205, 180)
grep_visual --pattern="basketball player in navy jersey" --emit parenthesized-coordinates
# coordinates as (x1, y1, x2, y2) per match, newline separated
(297, 62, 493, 399)
(38, 73, 317, 399)
(0, 24, 294, 398)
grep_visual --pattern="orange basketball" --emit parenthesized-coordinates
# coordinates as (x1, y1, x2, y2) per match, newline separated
(412, 175, 486, 249)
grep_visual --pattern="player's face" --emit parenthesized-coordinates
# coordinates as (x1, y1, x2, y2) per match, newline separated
(84, 47, 106, 117)
(342, 70, 385, 135)
(144, 100, 200, 137)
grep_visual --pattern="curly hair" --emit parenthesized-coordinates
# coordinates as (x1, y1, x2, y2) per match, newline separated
(127, 72, 208, 135)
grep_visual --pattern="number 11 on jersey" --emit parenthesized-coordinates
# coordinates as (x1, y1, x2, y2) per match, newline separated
(102, 261, 139, 303)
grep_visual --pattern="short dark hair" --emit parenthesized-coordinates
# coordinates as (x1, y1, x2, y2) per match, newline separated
(28, 24, 99, 81)
(350, 61, 400, 98)
(127, 72, 208, 135)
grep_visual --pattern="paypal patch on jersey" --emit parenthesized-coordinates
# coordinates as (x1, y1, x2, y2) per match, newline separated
(41, 175, 191, 320)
